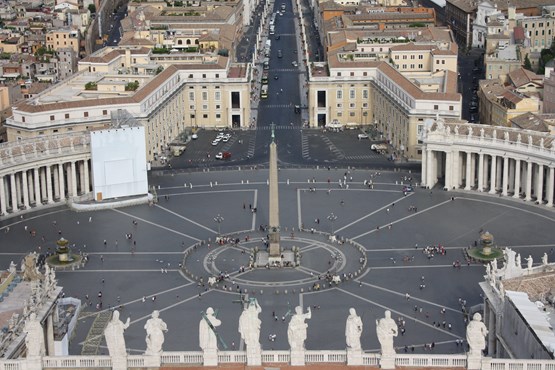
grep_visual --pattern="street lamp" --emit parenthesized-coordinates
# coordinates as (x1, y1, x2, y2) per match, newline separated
(327, 213, 338, 236)
(214, 214, 224, 236)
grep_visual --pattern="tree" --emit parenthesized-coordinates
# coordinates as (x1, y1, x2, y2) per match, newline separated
(88, 4, 96, 13)
(523, 54, 532, 71)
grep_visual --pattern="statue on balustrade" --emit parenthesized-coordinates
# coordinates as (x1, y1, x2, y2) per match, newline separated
(376, 310, 398, 356)
(287, 306, 312, 351)
(542, 253, 548, 266)
(22, 253, 42, 281)
(8, 261, 16, 274)
(466, 313, 488, 357)
(104, 310, 130, 357)
(23, 312, 45, 357)
(516, 253, 521, 269)
(199, 307, 221, 351)
(238, 299, 262, 352)
(526, 255, 533, 269)
(144, 310, 168, 355)
(345, 308, 363, 351)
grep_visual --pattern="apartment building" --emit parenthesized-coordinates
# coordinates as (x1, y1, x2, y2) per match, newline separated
(45, 28, 81, 55)
(5, 46, 251, 162)
(478, 68, 543, 126)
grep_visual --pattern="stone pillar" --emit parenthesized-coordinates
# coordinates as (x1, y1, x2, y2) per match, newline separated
(347, 349, 363, 365)
(465, 152, 472, 190)
(58, 163, 65, 200)
(246, 347, 262, 366)
(70, 161, 77, 197)
(10, 173, 17, 211)
(14, 173, 21, 208)
(452, 150, 460, 188)
(477, 153, 484, 192)
(547, 167, 554, 207)
(426, 149, 434, 188)
(508, 159, 515, 193)
(0, 175, 6, 215)
(268, 136, 281, 257)
(111, 356, 127, 370)
(40, 167, 47, 202)
(27, 171, 34, 205)
(513, 159, 521, 199)
(79, 161, 85, 194)
(483, 156, 489, 192)
(52, 165, 59, 200)
(495, 156, 502, 192)
(487, 306, 496, 356)
(444, 151, 452, 190)
(84, 159, 90, 194)
(379, 354, 396, 369)
(22, 170, 30, 209)
(489, 155, 497, 194)
(501, 157, 509, 196)
(421, 148, 427, 188)
(536, 164, 544, 204)
(46, 312, 55, 355)
(290, 349, 305, 366)
(46, 166, 53, 204)
(525, 161, 533, 201)
(203, 349, 218, 366)
(34, 168, 41, 205)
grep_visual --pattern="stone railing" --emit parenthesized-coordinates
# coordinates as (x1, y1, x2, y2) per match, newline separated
(424, 121, 555, 161)
(0, 133, 91, 173)
(0, 352, 553, 370)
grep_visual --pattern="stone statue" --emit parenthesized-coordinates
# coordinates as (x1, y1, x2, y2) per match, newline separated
(528, 135, 533, 145)
(498, 281, 505, 297)
(542, 253, 548, 266)
(446, 126, 451, 135)
(8, 261, 16, 274)
(23, 312, 45, 357)
(485, 264, 491, 281)
(492, 129, 497, 140)
(199, 307, 221, 351)
(540, 138, 544, 149)
(22, 253, 42, 281)
(287, 306, 312, 351)
(376, 310, 398, 356)
(491, 258, 498, 273)
(517, 133, 521, 143)
(468, 127, 473, 138)
(503, 248, 516, 270)
(526, 255, 533, 269)
(466, 313, 488, 357)
(480, 128, 485, 138)
(345, 308, 363, 351)
(454, 125, 459, 135)
(504, 131, 509, 142)
(144, 310, 168, 355)
(238, 300, 262, 351)
(104, 311, 130, 357)
(516, 253, 521, 269)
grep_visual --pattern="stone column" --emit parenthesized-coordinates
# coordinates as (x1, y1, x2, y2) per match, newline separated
(501, 157, 509, 196)
(46, 312, 55, 355)
(79, 161, 85, 194)
(525, 161, 533, 201)
(34, 168, 41, 205)
(547, 167, 554, 207)
(421, 148, 427, 188)
(487, 305, 496, 356)
(52, 165, 59, 200)
(495, 156, 502, 192)
(536, 164, 544, 204)
(58, 163, 65, 200)
(465, 152, 472, 190)
(290, 349, 305, 366)
(483, 156, 489, 192)
(444, 151, 452, 190)
(508, 159, 515, 193)
(489, 155, 497, 194)
(268, 134, 281, 257)
(70, 161, 77, 197)
(426, 149, 434, 188)
(46, 166, 53, 204)
(10, 173, 17, 211)
(477, 153, 484, 192)
(27, 171, 34, 205)
(452, 150, 460, 188)
(40, 167, 47, 202)
(0, 175, 6, 215)
(513, 159, 521, 199)
(84, 159, 90, 194)
(14, 173, 21, 208)
(22, 170, 30, 209)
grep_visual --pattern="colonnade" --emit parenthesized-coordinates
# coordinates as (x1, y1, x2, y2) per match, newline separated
(422, 120, 555, 207)
(0, 159, 92, 217)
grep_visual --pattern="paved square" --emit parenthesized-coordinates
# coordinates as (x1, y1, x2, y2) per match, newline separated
(0, 168, 554, 356)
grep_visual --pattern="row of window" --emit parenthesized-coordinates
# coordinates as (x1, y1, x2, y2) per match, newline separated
(22, 109, 109, 123)
(189, 104, 222, 110)
(336, 103, 369, 109)
(394, 55, 425, 60)
(188, 91, 222, 101)
(336, 90, 369, 99)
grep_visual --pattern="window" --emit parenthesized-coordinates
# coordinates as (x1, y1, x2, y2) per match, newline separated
(436, 60, 440, 64)
(349, 103, 355, 108)
(215, 91, 221, 101)
(215, 74, 220, 78)
(403, 55, 407, 60)
(203, 114, 208, 118)
(349, 90, 355, 99)
(337, 103, 343, 108)
(22, 117, 25, 123)
(50, 115, 55, 121)
(216, 114, 221, 119)
(202, 74, 206, 78)
(362, 103, 368, 108)
(84, 112, 89, 118)
(418, 55, 423, 60)
(349, 112, 355, 117)
(410, 55, 415, 59)
(216, 104, 221, 110)
(190, 114, 195, 119)
(202, 104, 208, 110)
(434, 105, 439, 110)
(189, 92, 195, 101)
(449, 106, 454, 111)
(350, 72, 354, 77)
(337, 112, 342, 117)
(395, 55, 399, 60)
(363, 72, 367, 76)
(442, 60, 445, 64)
(338, 72, 342, 77)
(189, 105, 195, 110)
(65, 113, 69, 119)
(103, 110, 108, 115)
(410, 64, 414, 69)
(189, 74, 193, 78)
(202, 91, 208, 101)
(363, 90, 368, 99)
(337, 90, 343, 99)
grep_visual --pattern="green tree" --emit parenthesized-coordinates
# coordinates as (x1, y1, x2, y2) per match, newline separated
(88, 4, 96, 13)
(523, 54, 532, 71)
(84, 82, 97, 90)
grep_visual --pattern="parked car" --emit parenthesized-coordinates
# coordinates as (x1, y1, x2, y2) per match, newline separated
(357, 133, 369, 140)
(402, 185, 414, 193)
(222, 134, 231, 142)
(191, 133, 198, 140)
(215, 151, 231, 160)
(291, 61, 298, 67)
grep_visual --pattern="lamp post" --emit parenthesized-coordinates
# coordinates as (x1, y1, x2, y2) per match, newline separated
(214, 214, 224, 236)
(327, 213, 338, 236)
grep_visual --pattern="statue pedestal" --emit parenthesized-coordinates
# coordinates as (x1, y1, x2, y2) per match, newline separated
(203, 349, 218, 366)
(246, 348, 262, 366)
(111, 356, 127, 370)
(143, 354, 161, 367)
(467, 355, 482, 370)
(347, 349, 363, 365)
(290, 349, 305, 366)
(379, 354, 395, 369)
(25, 356, 42, 370)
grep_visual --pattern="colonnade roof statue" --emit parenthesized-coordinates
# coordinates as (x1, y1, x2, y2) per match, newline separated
(104, 311, 130, 357)
(144, 310, 168, 356)
(287, 306, 312, 351)
(238, 299, 262, 351)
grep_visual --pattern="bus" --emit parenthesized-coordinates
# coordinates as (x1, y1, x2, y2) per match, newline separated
(262, 71, 268, 84)
(261, 85, 268, 99)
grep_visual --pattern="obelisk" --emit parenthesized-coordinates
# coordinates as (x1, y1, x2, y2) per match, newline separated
(268, 125, 281, 258)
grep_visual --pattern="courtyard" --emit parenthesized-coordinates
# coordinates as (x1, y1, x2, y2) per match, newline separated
(0, 167, 553, 356)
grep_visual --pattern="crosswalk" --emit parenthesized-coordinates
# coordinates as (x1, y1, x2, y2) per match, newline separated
(343, 154, 385, 160)
(322, 136, 345, 159)
(258, 104, 295, 108)
(257, 125, 297, 130)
